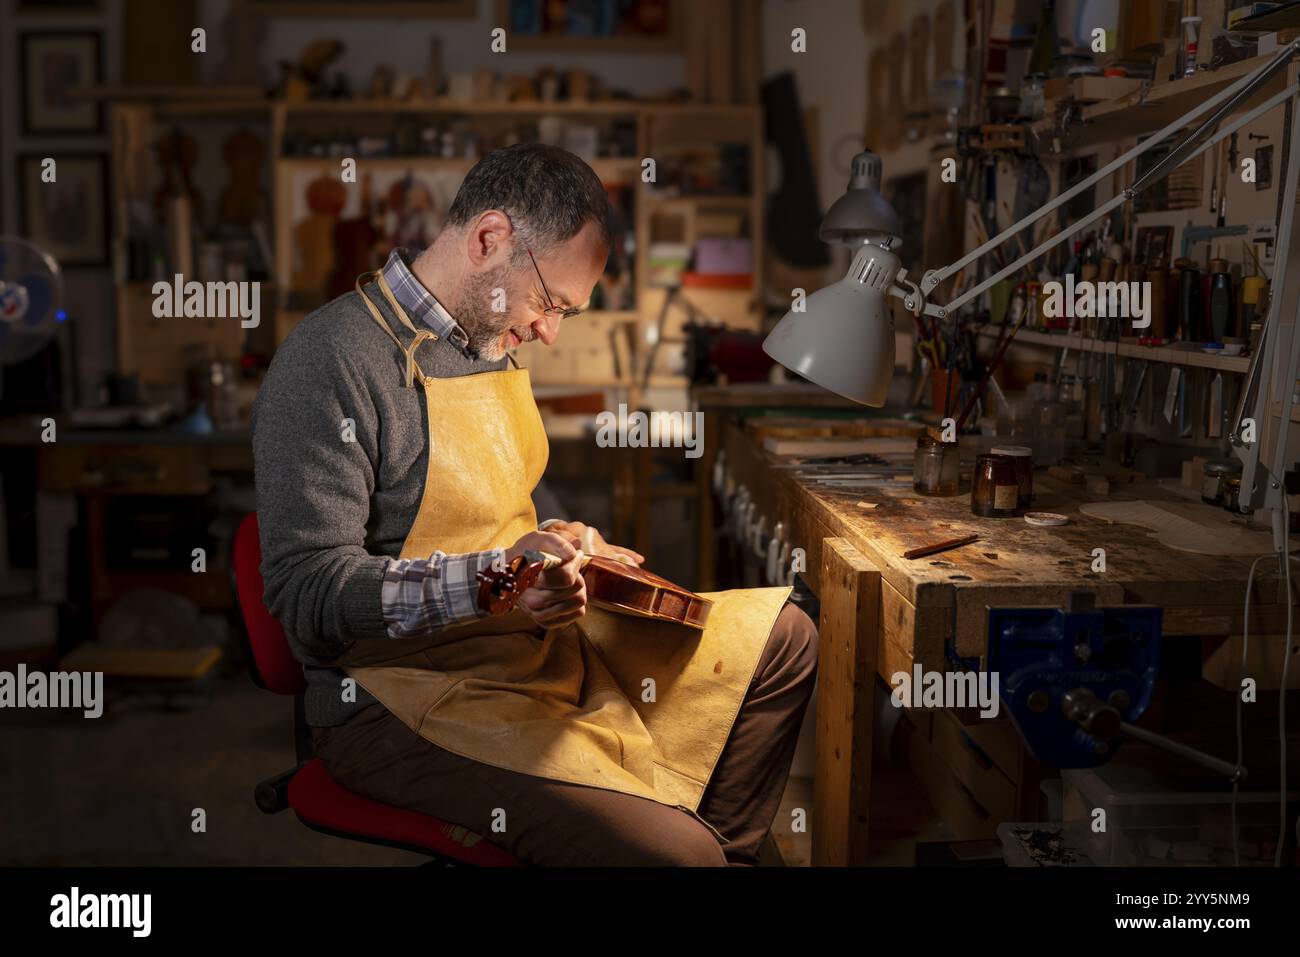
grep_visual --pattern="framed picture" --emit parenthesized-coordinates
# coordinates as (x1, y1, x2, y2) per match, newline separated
(20, 31, 103, 135)
(18, 154, 109, 267)
(17, 1, 104, 10)
(498, 0, 682, 51)
(236, 0, 474, 15)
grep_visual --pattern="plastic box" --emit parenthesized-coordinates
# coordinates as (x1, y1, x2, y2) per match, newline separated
(1061, 746, 1291, 866)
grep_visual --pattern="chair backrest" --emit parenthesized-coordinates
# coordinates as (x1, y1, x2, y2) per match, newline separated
(233, 512, 306, 696)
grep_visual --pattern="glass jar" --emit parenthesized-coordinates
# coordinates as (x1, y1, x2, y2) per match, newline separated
(1224, 477, 1242, 512)
(913, 434, 960, 496)
(990, 445, 1033, 508)
(971, 453, 1022, 517)
(1201, 461, 1241, 505)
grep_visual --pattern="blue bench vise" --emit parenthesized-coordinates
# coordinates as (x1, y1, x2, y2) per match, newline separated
(986, 592, 1162, 769)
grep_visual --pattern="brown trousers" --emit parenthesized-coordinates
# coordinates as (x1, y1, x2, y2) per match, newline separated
(311, 603, 818, 866)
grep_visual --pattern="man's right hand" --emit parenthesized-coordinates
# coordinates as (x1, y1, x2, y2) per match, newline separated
(504, 531, 587, 628)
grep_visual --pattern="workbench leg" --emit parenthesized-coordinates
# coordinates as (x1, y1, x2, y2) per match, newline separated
(812, 537, 881, 867)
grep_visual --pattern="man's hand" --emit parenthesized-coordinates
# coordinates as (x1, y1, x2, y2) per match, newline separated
(542, 520, 645, 566)
(504, 531, 587, 628)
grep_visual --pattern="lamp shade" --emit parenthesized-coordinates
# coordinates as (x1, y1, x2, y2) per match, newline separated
(762, 244, 900, 407)
(820, 150, 901, 244)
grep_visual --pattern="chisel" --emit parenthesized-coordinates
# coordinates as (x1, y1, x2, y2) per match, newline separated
(1207, 369, 1224, 438)
(1163, 365, 1181, 423)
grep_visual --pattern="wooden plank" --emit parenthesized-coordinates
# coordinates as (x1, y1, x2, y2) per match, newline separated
(953, 581, 1125, 660)
(880, 578, 946, 678)
(812, 538, 881, 867)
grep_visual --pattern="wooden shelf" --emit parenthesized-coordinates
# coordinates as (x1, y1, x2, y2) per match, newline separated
(277, 155, 640, 183)
(643, 193, 754, 208)
(1033, 51, 1291, 149)
(278, 155, 476, 169)
(978, 325, 1252, 372)
(276, 98, 757, 117)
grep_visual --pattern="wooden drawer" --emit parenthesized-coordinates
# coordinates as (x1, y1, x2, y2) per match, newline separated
(39, 444, 211, 495)
(905, 708, 1020, 840)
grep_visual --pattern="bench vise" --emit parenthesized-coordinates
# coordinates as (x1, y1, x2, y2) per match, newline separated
(985, 592, 1162, 769)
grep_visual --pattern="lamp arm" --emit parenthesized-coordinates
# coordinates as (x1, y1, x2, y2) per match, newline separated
(917, 41, 1300, 309)
(923, 76, 1300, 318)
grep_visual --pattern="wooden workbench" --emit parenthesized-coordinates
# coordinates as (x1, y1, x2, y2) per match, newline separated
(712, 410, 1300, 865)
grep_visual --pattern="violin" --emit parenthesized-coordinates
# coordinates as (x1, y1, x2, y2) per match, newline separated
(477, 551, 712, 630)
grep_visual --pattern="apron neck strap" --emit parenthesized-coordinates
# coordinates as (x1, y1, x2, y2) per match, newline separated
(355, 270, 439, 389)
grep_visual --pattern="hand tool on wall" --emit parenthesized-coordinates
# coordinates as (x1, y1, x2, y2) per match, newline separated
(1180, 264, 1203, 341)
(1209, 266, 1234, 340)
(1121, 359, 1149, 420)
(1207, 369, 1224, 438)
(1163, 365, 1181, 423)
(1177, 367, 1191, 437)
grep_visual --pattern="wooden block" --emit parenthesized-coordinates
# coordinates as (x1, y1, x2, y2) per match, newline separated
(1048, 465, 1085, 483)
(812, 537, 881, 867)
(1181, 456, 1208, 488)
(1085, 475, 1110, 495)
(1202, 633, 1300, 690)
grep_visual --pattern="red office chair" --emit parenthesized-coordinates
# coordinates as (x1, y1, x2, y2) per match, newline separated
(232, 512, 522, 866)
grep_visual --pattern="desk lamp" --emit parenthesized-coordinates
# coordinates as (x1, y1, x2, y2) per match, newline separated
(763, 40, 1300, 550)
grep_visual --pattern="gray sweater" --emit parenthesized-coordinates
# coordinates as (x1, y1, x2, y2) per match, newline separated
(251, 283, 508, 726)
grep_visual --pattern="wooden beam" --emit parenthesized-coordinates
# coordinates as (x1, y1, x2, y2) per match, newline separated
(812, 537, 881, 866)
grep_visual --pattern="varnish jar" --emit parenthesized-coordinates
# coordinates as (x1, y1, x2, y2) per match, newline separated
(913, 434, 960, 496)
(971, 453, 1021, 517)
(1201, 460, 1241, 505)
(990, 445, 1033, 508)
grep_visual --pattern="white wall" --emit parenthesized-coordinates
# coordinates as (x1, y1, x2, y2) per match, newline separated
(761, 0, 868, 213)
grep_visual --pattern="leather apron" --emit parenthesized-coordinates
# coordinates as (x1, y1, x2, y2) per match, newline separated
(339, 271, 792, 821)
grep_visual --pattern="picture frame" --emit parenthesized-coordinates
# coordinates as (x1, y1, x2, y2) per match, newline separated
(236, 0, 475, 16)
(20, 31, 103, 135)
(18, 153, 110, 267)
(16, 0, 104, 11)
(497, 0, 683, 52)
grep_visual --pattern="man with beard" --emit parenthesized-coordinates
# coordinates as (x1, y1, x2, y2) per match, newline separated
(252, 143, 817, 866)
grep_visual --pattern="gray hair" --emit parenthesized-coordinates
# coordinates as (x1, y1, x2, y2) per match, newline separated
(444, 143, 612, 255)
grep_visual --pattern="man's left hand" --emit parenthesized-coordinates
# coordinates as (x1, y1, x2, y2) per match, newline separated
(543, 521, 644, 566)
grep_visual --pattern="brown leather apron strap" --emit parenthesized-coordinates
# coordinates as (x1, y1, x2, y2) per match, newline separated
(354, 270, 439, 389)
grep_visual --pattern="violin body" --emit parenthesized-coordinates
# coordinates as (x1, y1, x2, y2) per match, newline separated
(477, 553, 712, 630)
(581, 555, 712, 629)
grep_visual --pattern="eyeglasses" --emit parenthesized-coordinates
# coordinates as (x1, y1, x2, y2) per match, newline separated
(527, 248, 585, 321)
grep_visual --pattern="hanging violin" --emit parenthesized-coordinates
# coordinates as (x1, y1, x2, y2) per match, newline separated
(477, 551, 712, 630)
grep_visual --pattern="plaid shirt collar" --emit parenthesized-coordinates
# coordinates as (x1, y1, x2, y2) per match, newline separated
(380, 247, 471, 354)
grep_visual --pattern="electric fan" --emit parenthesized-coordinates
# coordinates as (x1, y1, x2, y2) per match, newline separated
(0, 236, 65, 382)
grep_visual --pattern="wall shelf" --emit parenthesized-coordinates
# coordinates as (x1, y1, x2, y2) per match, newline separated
(1033, 51, 1292, 150)
(977, 326, 1251, 373)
